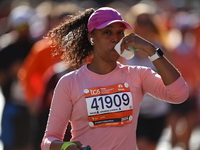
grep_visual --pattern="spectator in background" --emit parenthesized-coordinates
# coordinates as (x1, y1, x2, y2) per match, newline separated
(124, 3, 171, 150)
(167, 11, 200, 150)
(0, 4, 35, 150)
(194, 21, 200, 128)
(18, 1, 81, 115)
(17, 2, 81, 150)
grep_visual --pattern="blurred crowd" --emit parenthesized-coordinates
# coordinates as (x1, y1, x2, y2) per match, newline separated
(0, 0, 200, 150)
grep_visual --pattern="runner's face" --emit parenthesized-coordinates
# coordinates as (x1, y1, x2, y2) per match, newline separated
(91, 22, 125, 62)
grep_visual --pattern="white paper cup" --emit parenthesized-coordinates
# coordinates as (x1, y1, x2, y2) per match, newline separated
(115, 37, 136, 60)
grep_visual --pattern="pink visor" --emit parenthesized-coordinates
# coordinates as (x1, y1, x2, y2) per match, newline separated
(87, 7, 132, 32)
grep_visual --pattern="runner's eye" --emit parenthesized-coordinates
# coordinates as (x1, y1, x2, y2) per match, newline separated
(118, 31, 124, 35)
(104, 31, 111, 35)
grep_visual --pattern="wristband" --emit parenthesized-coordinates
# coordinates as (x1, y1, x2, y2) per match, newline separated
(60, 142, 77, 150)
(148, 48, 164, 62)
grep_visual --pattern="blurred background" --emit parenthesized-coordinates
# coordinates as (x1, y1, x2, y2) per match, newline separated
(0, 0, 200, 150)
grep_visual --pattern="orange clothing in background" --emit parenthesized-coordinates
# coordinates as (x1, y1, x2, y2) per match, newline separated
(18, 38, 61, 105)
(171, 47, 200, 96)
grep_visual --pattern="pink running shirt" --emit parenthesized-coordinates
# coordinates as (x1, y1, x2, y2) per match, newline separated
(41, 62, 189, 150)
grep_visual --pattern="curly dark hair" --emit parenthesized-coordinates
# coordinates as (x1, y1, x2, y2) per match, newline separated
(46, 8, 95, 69)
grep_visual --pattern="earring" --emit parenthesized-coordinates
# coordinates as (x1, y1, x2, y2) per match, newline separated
(90, 38, 94, 45)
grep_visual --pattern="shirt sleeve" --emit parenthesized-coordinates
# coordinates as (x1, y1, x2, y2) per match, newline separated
(165, 76, 189, 103)
(140, 67, 189, 103)
(41, 76, 73, 150)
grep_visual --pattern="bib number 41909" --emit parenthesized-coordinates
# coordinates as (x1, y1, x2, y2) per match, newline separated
(91, 93, 130, 111)
(86, 92, 132, 116)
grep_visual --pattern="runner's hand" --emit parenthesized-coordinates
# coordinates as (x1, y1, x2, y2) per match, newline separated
(66, 141, 88, 150)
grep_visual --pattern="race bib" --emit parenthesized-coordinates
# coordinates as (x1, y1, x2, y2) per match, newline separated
(84, 83, 133, 128)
